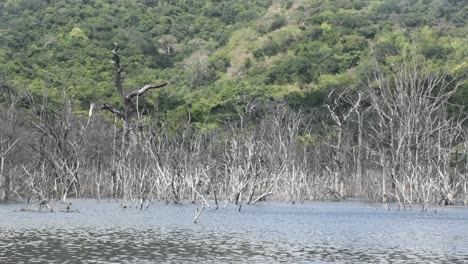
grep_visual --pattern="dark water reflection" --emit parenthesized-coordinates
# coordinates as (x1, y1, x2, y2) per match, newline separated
(1, 201, 467, 263)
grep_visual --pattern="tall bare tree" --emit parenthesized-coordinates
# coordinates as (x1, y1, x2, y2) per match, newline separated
(101, 43, 168, 146)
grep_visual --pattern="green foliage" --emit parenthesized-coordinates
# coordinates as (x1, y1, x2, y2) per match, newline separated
(269, 15, 287, 31)
(0, 0, 466, 127)
(268, 55, 318, 84)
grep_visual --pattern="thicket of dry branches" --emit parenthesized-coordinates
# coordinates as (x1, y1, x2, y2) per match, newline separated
(0, 57, 467, 211)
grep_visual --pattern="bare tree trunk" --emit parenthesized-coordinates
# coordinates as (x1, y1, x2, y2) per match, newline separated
(102, 43, 167, 148)
(0, 157, 5, 200)
(356, 111, 363, 197)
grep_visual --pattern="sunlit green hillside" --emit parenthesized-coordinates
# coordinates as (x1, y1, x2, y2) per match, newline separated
(0, 0, 466, 126)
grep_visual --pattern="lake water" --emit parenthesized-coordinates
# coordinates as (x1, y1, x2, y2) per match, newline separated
(0, 200, 467, 263)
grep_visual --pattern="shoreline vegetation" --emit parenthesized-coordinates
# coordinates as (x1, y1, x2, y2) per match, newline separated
(0, 1, 467, 213)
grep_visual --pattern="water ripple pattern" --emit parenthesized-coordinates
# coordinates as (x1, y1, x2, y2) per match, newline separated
(1, 200, 467, 263)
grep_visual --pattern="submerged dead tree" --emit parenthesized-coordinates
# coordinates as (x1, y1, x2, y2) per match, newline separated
(326, 89, 362, 199)
(101, 43, 168, 147)
(99, 43, 168, 199)
(364, 55, 465, 210)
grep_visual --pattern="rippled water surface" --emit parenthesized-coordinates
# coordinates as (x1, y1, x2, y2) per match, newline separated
(1, 200, 467, 263)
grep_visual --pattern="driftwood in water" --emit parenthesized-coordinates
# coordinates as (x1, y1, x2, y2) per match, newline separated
(194, 203, 205, 223)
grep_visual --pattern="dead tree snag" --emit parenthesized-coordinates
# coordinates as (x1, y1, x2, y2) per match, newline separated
(101, 43, 168, 146)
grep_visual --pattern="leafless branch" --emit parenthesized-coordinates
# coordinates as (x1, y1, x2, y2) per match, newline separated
(126, 83, 168, 100)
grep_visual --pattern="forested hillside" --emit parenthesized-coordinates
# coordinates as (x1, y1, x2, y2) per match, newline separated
(0, 0, 467, 207)
(1, 0, 466, 124)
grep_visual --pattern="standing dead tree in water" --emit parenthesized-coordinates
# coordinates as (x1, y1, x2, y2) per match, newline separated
(100, 43, 168, 199)
(364, 55, 465, 211)
(325, 89, 362, 199)
(31, 96, 84, 203)
(0, 101, 20, 201)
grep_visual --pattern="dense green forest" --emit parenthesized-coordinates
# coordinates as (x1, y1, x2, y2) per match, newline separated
(0, 0, 467, 208)
(1, 0, 466, 125)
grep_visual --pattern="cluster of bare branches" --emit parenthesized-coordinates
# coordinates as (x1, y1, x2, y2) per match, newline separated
(323, 55, 467, 210)
(1, 49, 467, 213)
(361, 57, 467, 210)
